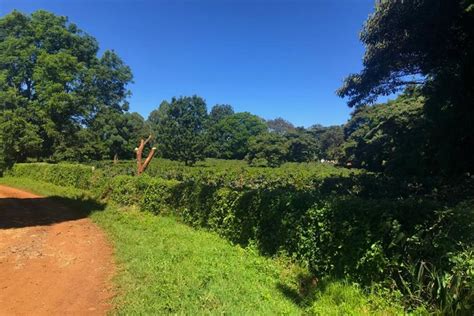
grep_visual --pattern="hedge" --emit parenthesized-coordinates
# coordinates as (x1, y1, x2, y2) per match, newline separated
(6, 162, 474, 312)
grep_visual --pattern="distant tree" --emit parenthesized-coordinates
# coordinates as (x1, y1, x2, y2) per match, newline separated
(267, 117, 295, 135)
(308, 125, 344, 161)
(147, 101, 170, 137)
(154, 96, 208, 165)
(88, 110, 150, 160)
(337, 0, 474, 175)
(209, 104, 234, 122)
(320, 126, 344, 161)
(286, 130, 320, 162)
(246, 133, 289, 167)
(207, 112, 267, 159)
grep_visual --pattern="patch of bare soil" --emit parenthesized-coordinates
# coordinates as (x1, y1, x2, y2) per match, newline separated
(0, 185, 114, 315)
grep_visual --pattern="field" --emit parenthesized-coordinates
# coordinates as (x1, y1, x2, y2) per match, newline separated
(0, 176, 404, 314)
(3, 159, 472, 313)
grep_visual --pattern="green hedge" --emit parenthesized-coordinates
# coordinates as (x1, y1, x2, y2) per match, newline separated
(7, 163, 95, 189)
(6, 162, 474, 313)
(102, 175, 181, 214)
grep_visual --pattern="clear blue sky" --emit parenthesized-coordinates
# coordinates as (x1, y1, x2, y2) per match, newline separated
(1, 0, 378, 127)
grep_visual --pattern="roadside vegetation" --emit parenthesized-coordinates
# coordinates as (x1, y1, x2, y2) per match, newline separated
(4, 162, 473, 314)
(0, 176, 404, 314)
(1, 1, 473, 314)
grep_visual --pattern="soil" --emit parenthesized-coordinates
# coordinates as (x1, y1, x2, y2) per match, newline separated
(0, 185, 115, 315)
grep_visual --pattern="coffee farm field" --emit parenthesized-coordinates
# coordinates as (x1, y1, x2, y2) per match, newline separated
(3, 160, 473, 314)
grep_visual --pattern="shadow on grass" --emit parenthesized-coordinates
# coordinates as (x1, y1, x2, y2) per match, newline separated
(277, 273, 321, 307)
(0, 195, 105, 229)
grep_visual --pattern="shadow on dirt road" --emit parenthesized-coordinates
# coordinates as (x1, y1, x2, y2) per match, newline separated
(0, 195, 105, 229)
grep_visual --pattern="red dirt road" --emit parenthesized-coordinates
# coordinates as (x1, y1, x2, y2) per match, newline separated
(0, 185, 114, 315)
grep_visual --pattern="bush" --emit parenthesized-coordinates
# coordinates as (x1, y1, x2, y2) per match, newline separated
(7, 163, 94, 189)
(6, 161, 474, 313)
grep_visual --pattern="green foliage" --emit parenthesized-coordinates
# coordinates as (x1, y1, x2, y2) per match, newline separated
(0, 10, 134, 163)
(337, 0, 474, 177)
(266, 117, 296, 135)
(0, 176, 405, 315)
(0, 109, 42, 173)
(246, 133, 289, 167)
(337, 0, 472, 108)
(147, 100, 169, 143)
(286, 130, 320, 162)
(309, 280, 404, 315)
(309, 125, 344, 161)
(343, 90, 428, 176)
(7, 161, 473, 313)
(153, 96, 208, 165)
(209, 104, 234, 123)
(102, 174, 180, 214)
(206, 112, 267, 159)
(7, 163, 94, 189)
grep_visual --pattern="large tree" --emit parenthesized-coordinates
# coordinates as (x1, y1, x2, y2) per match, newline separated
(246, 133, 289, 167)
(343, 90, 428, 176)
(153, 96, 208, 165)
(0, 109, 42, 172)
(266, 117, 295, 135)
(209, 104, 234, 123)
(207, 112, 267, 159)
(286, 129, 320, 162)
(0, 10, 132, 162)
(309, 125, 344, 161)
(337, 0, 474, 175)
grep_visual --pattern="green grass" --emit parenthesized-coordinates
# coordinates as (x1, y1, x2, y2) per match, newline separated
(0, 176, 405, 315)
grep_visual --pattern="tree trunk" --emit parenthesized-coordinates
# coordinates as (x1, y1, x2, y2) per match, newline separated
(135, 136, 156, 175)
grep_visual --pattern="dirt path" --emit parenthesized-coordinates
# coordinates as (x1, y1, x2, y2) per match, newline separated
(0, 185, 114, 315)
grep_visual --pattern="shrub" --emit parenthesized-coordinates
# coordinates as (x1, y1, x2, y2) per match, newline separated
(6, 161, 474, 313)
(7, 163, 94, 189)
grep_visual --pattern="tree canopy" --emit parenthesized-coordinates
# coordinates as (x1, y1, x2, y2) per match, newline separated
(152, 96, 208, 165)
(337, 0, 473, 108)
(337, 0, 474, 176)
(343, 89, 428, 176)
(0, 10, 134, 166)
(206, 112, 267, 160)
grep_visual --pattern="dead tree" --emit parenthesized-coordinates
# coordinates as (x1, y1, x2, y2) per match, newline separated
(134, 135, 157, 175)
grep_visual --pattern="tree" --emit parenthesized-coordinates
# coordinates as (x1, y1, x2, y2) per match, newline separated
(207, 112, 267, 159)
(209, 104, 234, 122)
(147, 100, 170, 138)
(286, 130, 320, 162)
(135, 135, 156, 175)
(337, 0, 473, 108)
(343, 90, 428, 176)
(309, 125, 344, 161)
(246, 133, 289, 167)
(87, 110, 150, 161)
(0, 10, 132, 163)
(0, 110, 42, 173)
(153, 96, 208, 165)
(267, 117, 295, 135)
(337, 0, 474, 175)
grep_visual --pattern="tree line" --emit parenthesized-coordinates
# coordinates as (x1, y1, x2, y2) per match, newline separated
(148, 97, 344, 166)
(1, 1, 473, 180)
(0, 10, 343, 170)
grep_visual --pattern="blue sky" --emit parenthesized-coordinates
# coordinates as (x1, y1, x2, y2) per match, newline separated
(1, 0, 378, 127)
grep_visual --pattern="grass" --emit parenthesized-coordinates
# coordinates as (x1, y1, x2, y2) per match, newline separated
(0, 176, 405, 315)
